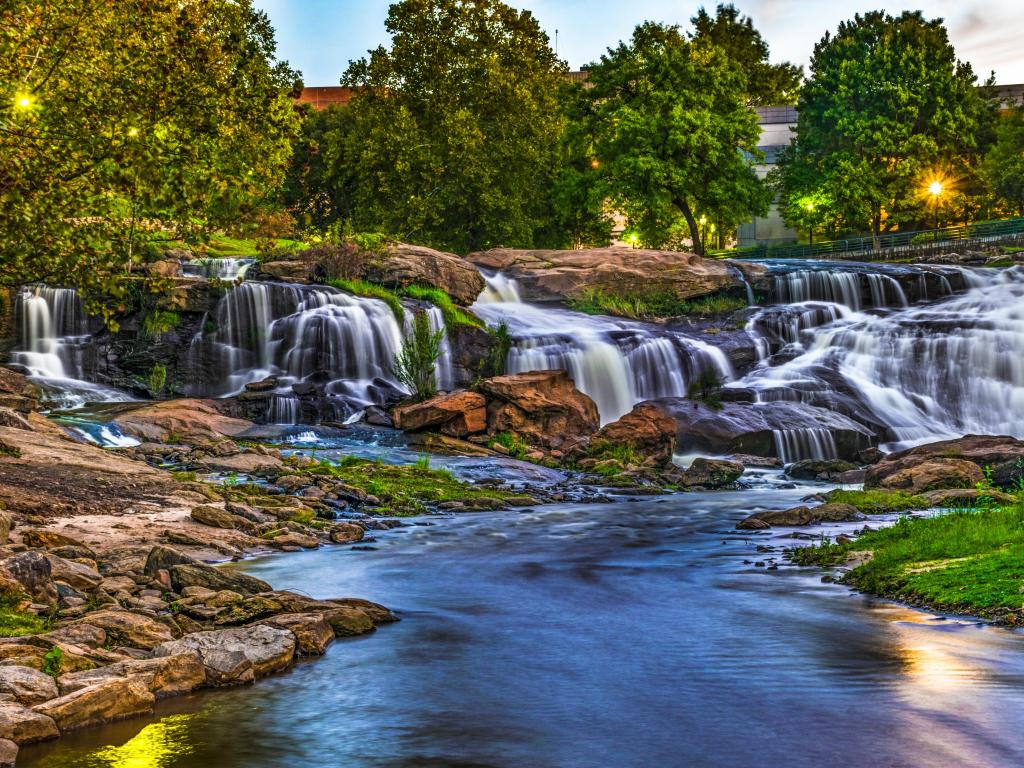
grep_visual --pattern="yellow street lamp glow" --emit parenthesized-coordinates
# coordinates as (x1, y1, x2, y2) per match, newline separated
(629, 234, 638, 242)
(14, 95, 32, 109)
(699, 215, 707, 226)
(127, 127, 139, 137)
(929, 181, 944, 197)
(805, 201, 815, 212)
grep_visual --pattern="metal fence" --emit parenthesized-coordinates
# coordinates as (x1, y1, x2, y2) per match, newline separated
(713, 217, 1024, 261)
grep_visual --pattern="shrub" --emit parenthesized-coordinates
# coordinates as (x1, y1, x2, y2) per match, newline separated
(394, 311, 445, 401)
(310, 243, 366, 282)
(42, 646, 63, 678)
(488, 322, 513, 376)
(491, 431, 529, 459)
(147, 363, 168, 395)
(142, 310, 180, 336)
(401, 284, 482, 328)
(567, 287, 746, 320)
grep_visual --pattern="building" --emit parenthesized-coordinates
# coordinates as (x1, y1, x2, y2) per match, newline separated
(295, 87, 355, 109)
(736, 106, 799, 247)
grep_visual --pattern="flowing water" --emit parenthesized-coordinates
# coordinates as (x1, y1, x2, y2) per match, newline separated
(181, 258, 257, 281)
(21, 486, 1024, 768)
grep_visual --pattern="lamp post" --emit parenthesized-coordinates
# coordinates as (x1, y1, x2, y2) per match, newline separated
(805, 200, 816, 247)
(929, 181, 943, 241)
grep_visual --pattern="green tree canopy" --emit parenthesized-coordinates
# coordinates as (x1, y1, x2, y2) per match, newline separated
(982, 106, 1024, 218)
(773, 11, 995, 245)
(0, 0, 300, 315)
(336, 0, 567, 253)
(584, 22, 769, 254)
(690, 4, 803, 106)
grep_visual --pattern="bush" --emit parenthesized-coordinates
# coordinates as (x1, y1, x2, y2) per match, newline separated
(142, 310, 180, 336)
(488, 322, 513, 376)
(148, 363, 168, 395)
(310, 243, 366, 282)
(567, 287, 747, 320)
(394, 311, 445, 401)
(687, 369, 723, 408)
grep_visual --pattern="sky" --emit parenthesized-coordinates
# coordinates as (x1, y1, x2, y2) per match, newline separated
(256, 0, 1024, 87)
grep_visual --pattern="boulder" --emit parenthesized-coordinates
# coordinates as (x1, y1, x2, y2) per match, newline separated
(258, 614, 334, 655)
(0, 666, 58, 706)
(0, 552, 56, 604)
(866, 435, 1024, 490)
(392, 391, 487, 437)
(786, 459, 860, 481)
(143, 545, 197, 577)
(677, 458, 745, 488)
(590, 403, 678, 465)
(0, 368, 41, 414)
(42, 555, 102, 593)
(58, 652, 205, 699)
(75, 610, 174, 651)
(195, 452, 283, 474)
(479, 371, 600, 450)
(0, 513, 12, 547)
(328, 523, 364, 544)
(737, 503, 864, 529)
(147, 259, 183, 278)
(0, 701, 58, 744)
(21, 529, 90, 552)
(152, 625, 296, 685)
(32, 677, 154, 732)
(467, 248, 738, 304)
(919, 488, 1016, 507)
(112, 399, 254, 443)
(211, 595, 286, 626)
(322, 606, 376, 637)
(190, 504, 255, 532)
(328, 597, 398, 625)
(168, 563, 272, 596)
(869, 458, 984, 495)
(0, 738, 15, 768)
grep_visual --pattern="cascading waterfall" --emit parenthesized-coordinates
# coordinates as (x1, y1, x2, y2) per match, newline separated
(771, 269, 909, 310)
(189, 282, 406, 421)
(182, 258, 256, 281)
(472, 272, 734, 425)
(772, 429, 839, 463)
(425, 306, 456, 392)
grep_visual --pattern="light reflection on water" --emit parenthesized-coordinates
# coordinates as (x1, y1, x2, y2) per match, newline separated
(21, 490, 1024, 768)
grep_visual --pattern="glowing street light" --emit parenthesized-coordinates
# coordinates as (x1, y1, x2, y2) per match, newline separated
(127, 127, 139, 138)
(629, 233, 638, 249)
(929, 181, 944, 198)
(14, 94, 32, 110)
(927, 180, 945, 237)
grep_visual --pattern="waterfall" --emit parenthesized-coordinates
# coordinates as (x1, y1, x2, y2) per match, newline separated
(772, 429, 839, 464)
(190, 282, 406, 421)
(11, 286, 131, 408)
(182, 258, 256, 281)
(425, 306, 455, 392)
(771, 268, 910, 310)
(473, 272, 734, 425)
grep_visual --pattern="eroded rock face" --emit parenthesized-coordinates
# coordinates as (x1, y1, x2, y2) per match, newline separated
(168, 563, 272, 596)
(258, 613, 334, 655)
(0, 552, 57, 605)
(869, 458, 984, 494)
(480, 371, 600, 450)
(153, 625, 297, 686)
(0, 368, 41, 414)
(0, 701, 58, 744)
(58, 653, 205, 699)
(467, 248, 739, 303)
(392, 391, 487, 437)
(33, 677, 154, 733)
(112, 399, 254, 444)
(866, 435, 1024, 491)
(590, 403, 678, 465)
(75, 610, 174, 651)
(0, 666, 58, 706)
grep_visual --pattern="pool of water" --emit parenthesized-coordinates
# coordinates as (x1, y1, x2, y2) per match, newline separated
(21, 488, 1024, 767)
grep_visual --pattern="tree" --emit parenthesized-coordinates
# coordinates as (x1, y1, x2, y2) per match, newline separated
(281, 105, 358, 230)
(336, 0, 567, 252)
(394, 310, 445, 401)
(690, 4, 802, 106)
(584, 22, 769, 255)
(774, 11, 995, 247)
(982, 106, 1024, 217)
(0, 0, 300, 316)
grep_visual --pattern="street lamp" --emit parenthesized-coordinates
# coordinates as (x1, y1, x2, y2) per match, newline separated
(928, 180, 944, 238)
(804, 199, 816, 246)
(629, 233, 638, 249)
(14, 94, 32, 110)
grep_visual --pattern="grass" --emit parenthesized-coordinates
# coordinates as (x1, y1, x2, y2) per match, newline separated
(328, 279, 405, 322)
(791, 501, 1024, 621)
(401, 284, 483, 328)
(567, 287, 748, 320)
(142, 310, 180, 336)
(490, 431, 529, 460)
(824, 489, 929, 514)
(0, 597, 50, 637)
(302, 457, 515, 516)
(171, 470, 198, 482)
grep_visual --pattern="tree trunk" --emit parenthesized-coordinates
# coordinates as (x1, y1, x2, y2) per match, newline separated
(674, 197, 703, 256)
(871, 210, 881, 252)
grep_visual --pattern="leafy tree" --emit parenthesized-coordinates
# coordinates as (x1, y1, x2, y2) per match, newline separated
(0, 0, 300, 317)
(982, 106, 1024, 217)
(690, 4, 803, 106)
(337, 0, 567, 252)
(394, 311, 445, 401)
(774, 11, 995, 247)
(584, 22, 769, 255)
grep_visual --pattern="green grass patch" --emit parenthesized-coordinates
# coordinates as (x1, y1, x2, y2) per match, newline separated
(303, 457, 515, 516)
(0, 597, 50, 637)
(567, 288, 747, 320)
(824, 489, 929, 514)
(401, 284, 483, 328)
(170, 470, 197, 483)
(490, 432, 529, 460)
(329, 279, 405, 322)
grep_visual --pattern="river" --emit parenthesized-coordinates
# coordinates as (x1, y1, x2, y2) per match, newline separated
(20, 485, 1024, 768)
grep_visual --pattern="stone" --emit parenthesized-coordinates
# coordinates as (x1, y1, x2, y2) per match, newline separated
(678, 458, 744, 488)
(143, 545, 197, 577)
(0, 666, 58, 706)
(737, 503, 865, 529)
(190, 505, 256, 533)
(75, 610, 174, 651)
(865, 435, 1024, 490)
(112, 399, 254, 443)
(33, 677, 154, 732)
(872, 458, 984, 495)
(329, 523, 365, 544)
(42, 624, 106, 649)
(589, 403, 678, 465)
(0, 369, 41, 413)
(58, 653, 205, 699)
(0, 514, 12, 547)
(786, 459, 860, 481)
(270, 532, 319, 549)
(153, 625, 296, 685)
(322, 606, 376, 637)
(0, 738, 15, 768)
(195, 453, 283, 474)
(169, 564, 272, 596)
(480, 371, 600, 450)
(0, 701, 58, 744)
(259, 613, 334, 655)
(42, 555, 102, 593)
(392, 391, 487, 437)
(918, 488, 1016, 507)
(147, 258, 183, 278)
(728, 454, 784, 469)
(211, 595, 286, 626)
(327, 597, 398, 625)
(0, 552, 56, 604)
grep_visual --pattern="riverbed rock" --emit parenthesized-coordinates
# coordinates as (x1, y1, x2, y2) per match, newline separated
(869, 458, 984, 494)
(677, 458, 745, 488)
(42, 555, 102, 593)
(112, 399, 254, 443)
(785, 459, 860, 481)
(33, 677, 154, 732)
(0, 701, 58, 744)
(0, 666, 58, 706)
(0, 368, 41, 414)
(0, 738, 16, 767)
(190, 505, 255, 533)
(479, 371, 600, 450)
(0, 552, 56, 604)
(58, 652, 205, 699)
(865, 435, 1024, 490)
(258, 613, 334, 655)
(143, 545, 197, 577)
(918, 488, 1017, 507)
(737, 503, 864, 529)
(322, 606, 377, 637)
(76, 610, 174, 651)
(328, 523, 365, 544)
(168, 563, 271, 596)
(589, 403, 678, 465)
(20, 529, 89, 552)
(392, 391, 487, 437)
(153, 625, 297, 685)
(467, 248, 738, 304)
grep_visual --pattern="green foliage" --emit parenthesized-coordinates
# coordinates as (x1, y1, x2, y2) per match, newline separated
(0, 440, 21, 459)
(982, 106, 1024, 217)
(687, 369, 724, 408)
(329, 279, 405, 322)
(0, 598, 48, 637)
(568, 288, 746, 320)
(147, 363, 168, 396)
(394, 311, 445, 401)
(414, 454, 432, 472)
(0, 0, 302, 320)
(401, 285, 481, 328)
(171, 470, 198, 483)
(142, 311, 180, 337)
(773, 11, 996, 243)
(824, 489, 929, 515)
(586, 441, 641, 467)
(487, 322, 513, 377)
(490, 432, 529, 460)
(42, 645, 63, 678)
(689, 4, 803, 106)
(583, 22, 770, 254)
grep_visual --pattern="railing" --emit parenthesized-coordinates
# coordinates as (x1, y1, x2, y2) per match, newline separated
(712, 217, 1024, 262)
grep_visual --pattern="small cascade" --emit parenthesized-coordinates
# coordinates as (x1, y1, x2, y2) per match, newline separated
(727, 264, 757, 306)
(473, 272, 734, 424)
(189, 282, 406, 420)
(269, 395, 300, 425)
(425, 306, 456, 392)
(183, 258, 256, 281)
(773, 270, 864, 309)
(772, 429, 839, 463)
